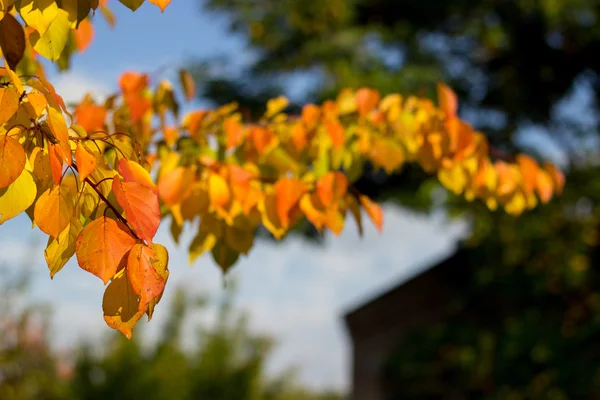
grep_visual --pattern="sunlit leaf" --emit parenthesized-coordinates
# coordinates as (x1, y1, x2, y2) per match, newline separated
(34, 184, 73, 237)
(112, 177, 161, 242)
(45, 218, 83, 278)
(0, 133, 26, 189)
(75, 216, 137, 284)
(127, 243, 167, 311)
(0, 169, 36, 224)
(102, 268, 145, 339)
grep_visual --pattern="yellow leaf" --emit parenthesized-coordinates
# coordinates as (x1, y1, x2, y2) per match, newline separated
(18, 0, 58, 35)
(0, 169, 36, 224)
(208, 173, 230, 208)
(25, 92, 48, 118)
(265, 96, 289, 119)
(45, 218, 83, 278)
(102, 268, 146, 339)
(30, 8, 71, 61)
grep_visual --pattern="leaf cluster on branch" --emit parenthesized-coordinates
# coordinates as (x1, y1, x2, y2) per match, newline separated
(0, 0, 565, 337)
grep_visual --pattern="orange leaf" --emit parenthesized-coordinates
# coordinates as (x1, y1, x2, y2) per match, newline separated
(75, 216, 137, 284)
(112, 177, 161, 243)
(74, 18, 94, 52)
(250, 126, 274, 154)
(127, 243, 167, 311)
(316, 172, 348, 208)
(302, 104, 321, 127)
(291, 122, 307, 151)
(224, 117, 244, 149)
(74, 102, 106, 132)
(0, 87, 20, 125)
(536, 169, 554, 204)
(48, 144, 64, 185)
(178, 68, 196, 101)
(437, 82, 458, 118)
(157, 167, 194, 206)
(75, 143, 97, 182)
(163, 126, 179, 146)
(119, 72, 148, 95)
(359, 195, 383, 233)
(544, 162, 565, 195)
(47, 108, 72, 165)
(117, 158, 156, 192)
(25, 92, 48, 118)
(149, 0, 172, 12)
(326, 119, 345, 148)
(355, 88, 380, 117)
(516, 154, 539, 195)
(34, 185, 73, 238)
(0, 134, 26, 189)
(274, 178, 308, 228)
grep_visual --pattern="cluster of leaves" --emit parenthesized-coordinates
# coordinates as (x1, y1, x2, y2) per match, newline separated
(0, 0, 564, 338)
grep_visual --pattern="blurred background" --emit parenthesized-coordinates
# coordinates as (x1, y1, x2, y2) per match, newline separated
(2, 0, 600, 399)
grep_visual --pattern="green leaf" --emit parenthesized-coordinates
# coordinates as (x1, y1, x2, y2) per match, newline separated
(30, 8, 71, 61)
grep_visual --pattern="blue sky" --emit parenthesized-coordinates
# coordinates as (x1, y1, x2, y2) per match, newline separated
(0, 0, 468, 391)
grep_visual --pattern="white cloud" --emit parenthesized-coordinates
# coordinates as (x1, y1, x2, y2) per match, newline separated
(48, 71, 114, 105)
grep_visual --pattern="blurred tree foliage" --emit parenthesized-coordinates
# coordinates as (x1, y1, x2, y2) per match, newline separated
(0, 275, 341, 400)
(193, 0, 600, 398)
(194, 0, 600, 219)
(0, 263, 70, 400)
(68, 287, 341, 400)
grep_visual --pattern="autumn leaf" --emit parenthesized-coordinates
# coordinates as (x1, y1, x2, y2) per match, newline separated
(355, 88, 380, 117)
(0, 134, 26, 189)
(316, 172, 347, 208)
(75, 216, 137, 284)
(34, 184, 73, 238)
(0, 87, 20, 125)
(437, 82, 458, 118)
(117, 158, 156, 192)
(74, 101, 106, 131)
(127, 243, 167, 311)
(274, 178, 307, 228)
(45, 218, 83, 278)
(75, 143, 97, 181)
(178, 68, 195, 101)
(74, 17, 94, 51)
(0, 169, 37, 224)
(208, 173, 230, 208)
(359, 195, 383, 233)
(112, 177, 161, 242)
(30, 8, 71, 61)
(102, 268, 145, 339)
(0, 13, 26, 70)
(19, 0, 59, 36)
(157, 166, 194, 206)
